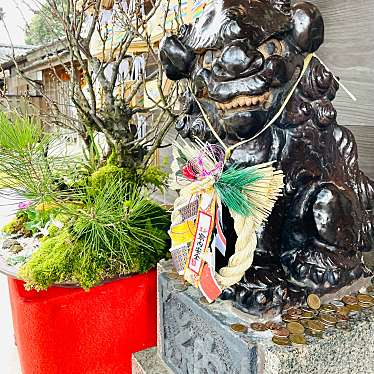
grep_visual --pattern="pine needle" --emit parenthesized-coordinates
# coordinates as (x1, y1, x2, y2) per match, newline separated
(214, 164, 283, 225)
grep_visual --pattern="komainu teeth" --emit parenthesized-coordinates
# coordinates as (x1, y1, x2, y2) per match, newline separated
(215, 92, 271, 111)
(239, 97, 246, 107)
(232, 99, 240, 109)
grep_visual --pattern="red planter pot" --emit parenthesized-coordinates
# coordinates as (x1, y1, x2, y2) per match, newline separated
(7, 270, 157, 374)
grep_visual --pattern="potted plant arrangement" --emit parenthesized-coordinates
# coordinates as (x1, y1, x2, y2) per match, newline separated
(0, 112, 171, 374)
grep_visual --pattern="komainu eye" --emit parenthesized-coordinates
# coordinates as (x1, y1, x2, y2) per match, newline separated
(257, 39, 283, 58)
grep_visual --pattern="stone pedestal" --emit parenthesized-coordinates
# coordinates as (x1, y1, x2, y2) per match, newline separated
(132, 260, 374, 374)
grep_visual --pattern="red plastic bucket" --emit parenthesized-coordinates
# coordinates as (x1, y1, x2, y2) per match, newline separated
(7, 270, 157, 374)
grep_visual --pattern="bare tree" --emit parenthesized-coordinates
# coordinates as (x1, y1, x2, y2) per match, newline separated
(2, 0, 180, 169)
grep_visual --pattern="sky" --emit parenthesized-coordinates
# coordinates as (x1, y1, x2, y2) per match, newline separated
(0, 0, 35, 45)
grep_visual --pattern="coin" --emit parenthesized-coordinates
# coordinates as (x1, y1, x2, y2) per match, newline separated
(334, 313, 349, 322)
(289, 334, 307, 346)
(342, 295, 358, 305)
(300, 311, 315, 319)
(347, 304, 362, 314)
(307, 320, 325, 332)
(299, 319, 309, 328)
(319, 304, 337, 313)
(174, 284, 188, 292)
(330, 300, 345, 308)
(336, 322, 351, 331)
(357, 294, 374, 304)
(307, 294, 321, 310)
(336, 306, 350, 316)
(272, 336, 290, 346)
(265, 321, 282, 330)
(359, 302, 374, 309)
(166, 272, 180, 280)
(231, 323, 248, 333)
(285, 308, 303, 316)
(319, 313, 338, 325)
(250, 322, 268, 332)
(273, 327, 290, 338)
(287, 322, 305, 335)
(282, 314, 298, 323)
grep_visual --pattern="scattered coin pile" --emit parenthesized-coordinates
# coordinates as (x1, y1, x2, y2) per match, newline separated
(230, 285, 374, 347)
(165, 270, 374, 347)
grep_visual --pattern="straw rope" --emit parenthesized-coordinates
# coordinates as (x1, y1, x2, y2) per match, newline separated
(216, 213, 256, 287)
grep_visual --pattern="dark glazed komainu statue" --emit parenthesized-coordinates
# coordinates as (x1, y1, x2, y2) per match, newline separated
(160, 0, 374, 315)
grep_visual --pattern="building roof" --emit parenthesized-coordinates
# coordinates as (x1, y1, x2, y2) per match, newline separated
(0, 43, 35, 63)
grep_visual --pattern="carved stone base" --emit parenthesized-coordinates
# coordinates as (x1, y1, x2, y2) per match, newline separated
(133, 260, 374, 374)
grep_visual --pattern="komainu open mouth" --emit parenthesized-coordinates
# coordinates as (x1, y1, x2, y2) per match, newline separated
(215, 92, 271, 111)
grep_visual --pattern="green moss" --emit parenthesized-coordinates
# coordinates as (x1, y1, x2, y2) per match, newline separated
(2, 215, 32, 237)
(19, 229, 77, 290)
(142, 166, 168, 190)
(90, 163, 168, 193)
(19, 229, 112, 291)
(90, 164, 137, 191)
(18, 200, 171, 290)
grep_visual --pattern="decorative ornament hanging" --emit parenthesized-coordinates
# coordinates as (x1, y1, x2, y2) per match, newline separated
(168, 140, 284, 302)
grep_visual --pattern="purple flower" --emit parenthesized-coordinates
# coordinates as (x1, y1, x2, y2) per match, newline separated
(18, 201, 32, 210)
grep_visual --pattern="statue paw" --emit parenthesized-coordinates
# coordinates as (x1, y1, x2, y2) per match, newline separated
(282, 244, 371, 292)
(221, 265, 289, 316)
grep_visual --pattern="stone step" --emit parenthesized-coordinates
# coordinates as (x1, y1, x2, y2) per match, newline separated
(132, 348, 174, 374)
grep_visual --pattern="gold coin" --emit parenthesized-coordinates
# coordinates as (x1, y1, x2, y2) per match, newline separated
(336, 306, 350, 316)
(359, 302, 374, 309)
(272, 336, 290, 346)
(174, 284, 188, 292)
(319, 313, 337, 325)
(230, 323, 248, 333)
(166, 272, 180, 280)
(347, 304, 362, 313)
(289, 334, 307, 345)
(319, 304, 337, 313)
(300, 311, 315, 319)
(287, 322, 305, 335)
(307, 320, 325, 332)
(357, 294, 374, 304)
(307, 294, 321, 310)
(250, 322, 268, 332)
(334, 313, 349, 322)
(342, 295, 358, 305)
(299, 319, 309, 328)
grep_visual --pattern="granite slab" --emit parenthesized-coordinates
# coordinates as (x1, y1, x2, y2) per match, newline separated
(146, 260, 374, 374)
